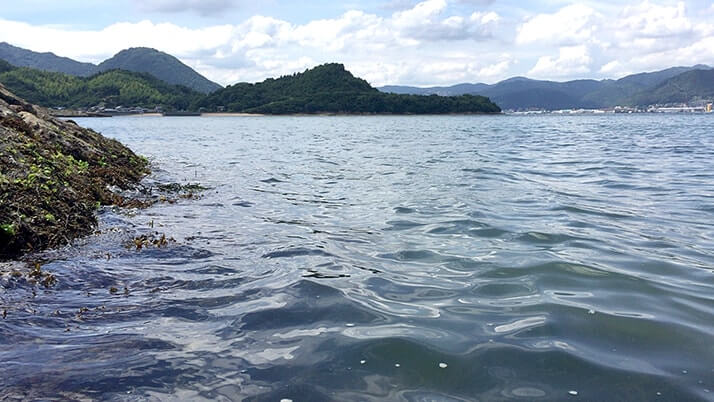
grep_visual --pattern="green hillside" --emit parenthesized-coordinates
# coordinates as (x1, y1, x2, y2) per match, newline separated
(98, 48, 222, 94)
(630, 69, 714, 106)
(0, 66, 203, 110)
(196, 63, 501, 114)
(0, 58, 14, 73)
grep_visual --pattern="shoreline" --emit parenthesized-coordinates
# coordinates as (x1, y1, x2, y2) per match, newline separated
(59, 111, 504, 118)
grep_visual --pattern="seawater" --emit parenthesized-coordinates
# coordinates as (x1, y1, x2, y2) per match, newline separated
(2, 115, 714, 401)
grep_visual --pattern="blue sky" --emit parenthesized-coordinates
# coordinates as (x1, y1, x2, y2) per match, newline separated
(1, 1, 713, 86)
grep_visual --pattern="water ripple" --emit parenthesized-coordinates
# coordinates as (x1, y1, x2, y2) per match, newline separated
(2, 115, 714, 401)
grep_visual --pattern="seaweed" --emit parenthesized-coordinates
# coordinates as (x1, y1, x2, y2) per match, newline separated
(0, 83, 150, 259)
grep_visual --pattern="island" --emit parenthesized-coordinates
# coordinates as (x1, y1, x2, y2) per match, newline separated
(195, 63, 502, 114)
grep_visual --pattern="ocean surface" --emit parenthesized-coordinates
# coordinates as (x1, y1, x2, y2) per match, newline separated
(2, 114, 714, 401)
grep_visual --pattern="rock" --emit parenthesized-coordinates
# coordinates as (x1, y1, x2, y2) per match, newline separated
(0, 83, 149, 259)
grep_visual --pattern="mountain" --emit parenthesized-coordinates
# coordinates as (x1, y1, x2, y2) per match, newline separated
(196, 63, 501, 114)
(0, 58, 14, 73)
(617, 65, 711, 88)
(98, 48, 221, 94)
(0, 66, 203, 110)
(581, 65, 712, 107)
(630, 69, 714, 106)
(0, 42, 98, 76)
(0, 43, 221, 94)
(380, 82, 489, 96)
(379, 65, 713, 110)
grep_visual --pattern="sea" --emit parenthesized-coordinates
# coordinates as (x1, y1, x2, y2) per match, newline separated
(1, 114, 713, 401)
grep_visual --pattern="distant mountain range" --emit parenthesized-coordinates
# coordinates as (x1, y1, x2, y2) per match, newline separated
(0, 42, 221, 94)
(1, 42, 712, 111)
(380, 65, 714, 110)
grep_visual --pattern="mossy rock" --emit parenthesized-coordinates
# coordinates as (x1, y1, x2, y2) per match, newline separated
(0, 83, 150, 260)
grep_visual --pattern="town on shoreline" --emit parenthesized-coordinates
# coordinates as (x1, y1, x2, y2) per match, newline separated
(49, 101, 714, 118)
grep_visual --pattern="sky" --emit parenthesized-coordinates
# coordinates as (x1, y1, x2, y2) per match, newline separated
(1, 0, 713, 87)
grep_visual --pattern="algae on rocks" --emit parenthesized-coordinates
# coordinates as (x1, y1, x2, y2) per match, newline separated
(0, 83, 149, 259)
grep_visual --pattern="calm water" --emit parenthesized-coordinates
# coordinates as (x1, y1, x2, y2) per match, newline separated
(2, 115, 714, 401)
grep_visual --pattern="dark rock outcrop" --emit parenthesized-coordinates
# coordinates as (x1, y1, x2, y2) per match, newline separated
(0, 83, 149, 259)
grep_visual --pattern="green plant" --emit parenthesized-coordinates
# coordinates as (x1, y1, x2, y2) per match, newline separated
(1, 224, 15, 237)
(0, 224, 16, 244)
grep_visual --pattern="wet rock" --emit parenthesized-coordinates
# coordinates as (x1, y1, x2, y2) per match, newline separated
(0, 83, 149, 259)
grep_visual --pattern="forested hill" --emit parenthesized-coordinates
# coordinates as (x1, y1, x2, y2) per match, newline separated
(0, 42, 98, 77)
(629, 69, 714, 106)
(0, 59, 14, 73)
(195, 63, 501, 114)
(98, 48, 222, 94)
(0, 65, 203, 110)
(0, 43, 222, 94)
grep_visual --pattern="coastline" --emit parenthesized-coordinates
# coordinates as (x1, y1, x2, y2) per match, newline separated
(55, 111, 503, 118)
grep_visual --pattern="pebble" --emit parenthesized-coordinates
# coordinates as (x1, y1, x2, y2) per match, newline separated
(439, 363, 448, 369)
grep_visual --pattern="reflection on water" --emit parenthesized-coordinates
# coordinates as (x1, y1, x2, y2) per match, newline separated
(2, 115, 714, 401)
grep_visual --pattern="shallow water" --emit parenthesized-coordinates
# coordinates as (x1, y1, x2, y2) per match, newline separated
(2, 114, 714, 401)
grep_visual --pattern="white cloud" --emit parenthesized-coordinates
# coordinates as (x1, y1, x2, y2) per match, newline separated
(617, 1, 692, 39)
(519, 1, 714, 80)
(599, 60, 626, 75)
(1, 0, 712, 86)
(528, 45, 592, 78)
(391, 0, 499, 41)
(516, 5, 598, 45)
(0, 18, 233, 62)
(478, 57, 514, 77)
(0, 0, 507, 86)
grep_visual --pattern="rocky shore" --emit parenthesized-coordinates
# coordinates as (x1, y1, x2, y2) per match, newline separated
(0, 83, 149, 259)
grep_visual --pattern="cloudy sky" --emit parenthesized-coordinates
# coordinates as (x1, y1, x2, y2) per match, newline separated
(1, 0, 713, 87)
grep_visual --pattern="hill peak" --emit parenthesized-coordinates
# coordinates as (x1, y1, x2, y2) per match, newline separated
(266, 63, 375, 94)
(98, 48, 222, 94)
